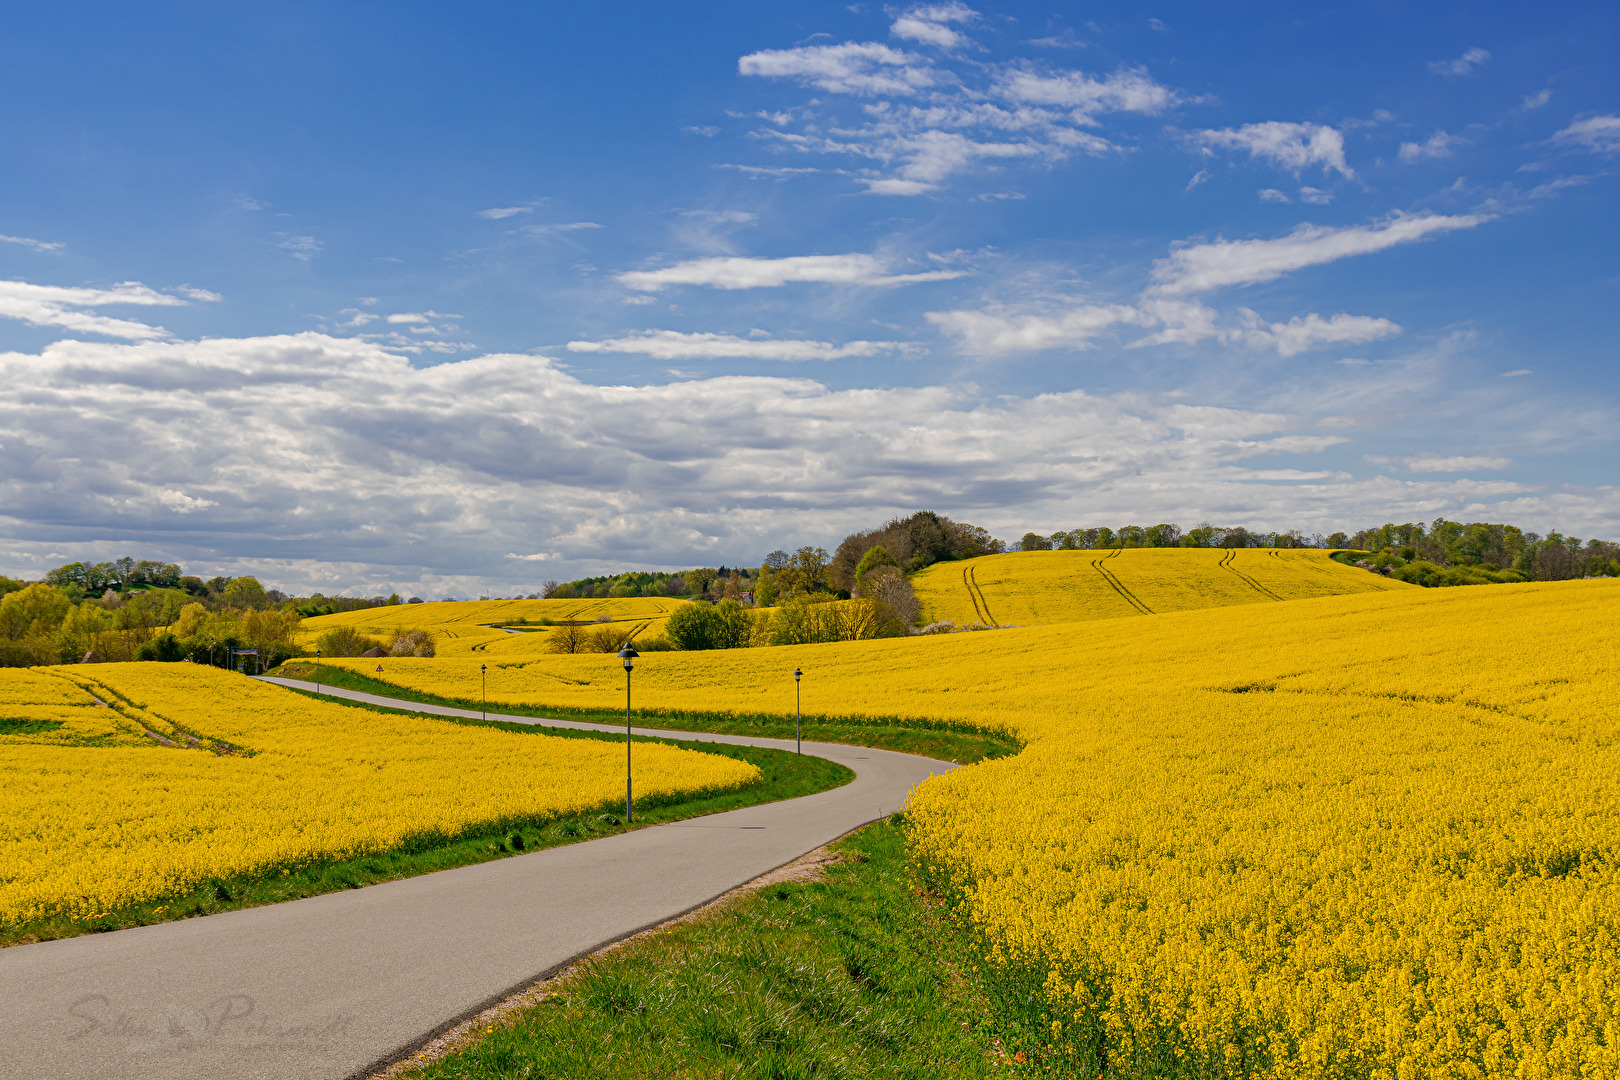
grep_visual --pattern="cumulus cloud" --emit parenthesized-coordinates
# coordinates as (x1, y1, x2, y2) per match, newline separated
(565, 330, 906, 362)
(1149, 213, 1491, 296)
(0, 280, 207, 340)
(995, 64, 1177, 117)
(3, 332, 1611, 590)
(1398, 131, 1461, 163)
(1429, 47, 1490, 76)
(926, 303, 1151, 354)
(890, 2, 978, 49)
(615, 253, 962, 291)
(1552, 115, 1620, 155)
(1190, 122, 1353, 178)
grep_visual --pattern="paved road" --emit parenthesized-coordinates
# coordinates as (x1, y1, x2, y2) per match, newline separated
(0, 678, 953, 1080)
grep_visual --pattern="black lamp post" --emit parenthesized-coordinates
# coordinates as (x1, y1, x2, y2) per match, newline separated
(481, 662, 487, 721)
(794, 667, 803, 754)
(314, 648, 322, 694)
(619, 642, 639, 823)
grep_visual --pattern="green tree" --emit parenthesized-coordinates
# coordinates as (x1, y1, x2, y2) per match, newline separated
(853, 545, 900, 597)
(223, 576, 269, 609)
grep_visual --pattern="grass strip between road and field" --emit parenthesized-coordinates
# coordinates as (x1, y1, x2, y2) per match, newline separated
(0, 697, 853, 949)
(272, 662, 1022, 765)
(391, 818, 1056, 1080)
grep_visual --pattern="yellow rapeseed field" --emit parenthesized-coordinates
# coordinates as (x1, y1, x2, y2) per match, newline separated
(911, 547, 1411, 627)
(328, 576, 1620, 1077)
(298, 597, 687, 657)
(0, 663, 758, 927)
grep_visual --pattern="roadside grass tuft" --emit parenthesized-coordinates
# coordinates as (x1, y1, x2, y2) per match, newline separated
(403, 820, 1036, 1080)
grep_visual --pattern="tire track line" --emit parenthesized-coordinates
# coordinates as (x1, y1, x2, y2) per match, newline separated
(1219, 549, 1284, 601)
(961, 566, 987, 624)
(967, 566, 998, 625)
(1092, 550, 1154, 615)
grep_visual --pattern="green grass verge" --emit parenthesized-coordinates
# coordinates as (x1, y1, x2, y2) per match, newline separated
(403, 818, 1049, 1080)
(0, 699, 852, 949)
(273, 663, 1020, 765)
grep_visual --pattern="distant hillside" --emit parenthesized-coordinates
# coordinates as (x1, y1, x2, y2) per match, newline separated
(911, 548, 1414, 627)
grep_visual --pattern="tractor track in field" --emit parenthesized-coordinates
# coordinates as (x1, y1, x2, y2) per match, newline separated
(965, 566, 997, 625)
(1091, 549, 1154, 615)
(1218, 549, 1284, 601)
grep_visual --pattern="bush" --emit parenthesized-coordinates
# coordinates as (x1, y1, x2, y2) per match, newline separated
(666, 600, 753, 651)
(585, 625, 628, 653)
(546, 623, 590, 654)
(388, 629, 436, 657)
(315, 626, 381, 657)
(135, 632, 186, 663)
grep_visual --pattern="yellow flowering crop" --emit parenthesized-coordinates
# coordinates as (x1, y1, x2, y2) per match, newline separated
(298, 597, 686, 657)
(0, 663, 757, 926)
(911, 547, 1410, 627)
(327, 569, 1620, 1076)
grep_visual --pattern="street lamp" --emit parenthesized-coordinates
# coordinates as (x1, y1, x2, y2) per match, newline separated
(208, 636, 215, 668)
(314, 648, 322, 694)
(481, 662, 487, 721)
(794, 667, 802, 754)
(618, 642, 639, 823)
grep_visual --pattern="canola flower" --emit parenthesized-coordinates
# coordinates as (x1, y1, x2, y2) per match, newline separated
(911, 547, 1410, 628)
(323, 568, 1620, 1077)
(297, 597, 684, 658)
(0, 663, 758, 927)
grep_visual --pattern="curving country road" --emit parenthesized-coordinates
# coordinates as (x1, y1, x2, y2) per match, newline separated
(0, 677, 954, 1080)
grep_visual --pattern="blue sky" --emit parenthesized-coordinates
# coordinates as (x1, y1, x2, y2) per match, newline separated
(1, 2, 1616, 595)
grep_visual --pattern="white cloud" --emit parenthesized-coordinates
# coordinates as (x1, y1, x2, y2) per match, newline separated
(716, 164, 821, 179)
(566, 330, 906, 362)
(615, 253, 963, 291)
(277, 235, 322, 260)
(1428, 47, 1490, 76)
(926, 303, 1151, 354)
(737, 29, 1175, 194)
(683, 125, 719, 137)
(1522, 89, 1552, 110)
(1400, 454, 1512, 473)
(0, 280, 195, 340)
(505, 552, 555, 561)
(1500, 369, 1532, 377)
(386, 311, 461, 326)
(891, 3, 978, 49)
(1149, 213, 1491, 296)
(0, 234, 64, 253)
(1298, 187, 1332, 205)
(1552, 115, 1620, 155)
(522, 222, 604, 235)
(477, 206, 534, 219)
(737, 42, 934, 96)
(1258, 188, 1291, 203)
(1191, 122, 1353, 178)
(3, 332, 1615, 590)
(1398, 130, 1461, 163)
(1227, 310, 1402, 358)
(995, 64, 1177, 117)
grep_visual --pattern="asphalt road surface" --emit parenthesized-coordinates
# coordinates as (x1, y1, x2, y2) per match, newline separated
(0, 677, 953, 1080)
